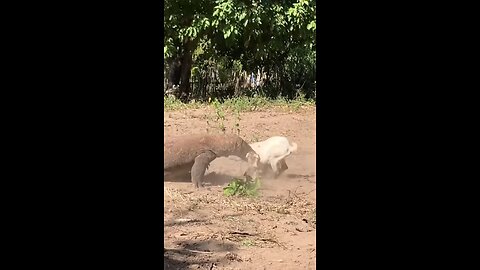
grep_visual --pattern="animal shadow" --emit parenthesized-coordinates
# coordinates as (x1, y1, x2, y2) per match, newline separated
(164, 239, 238, 270)
(164, 173, 191, 183)
(203, 172, 237, 186)
(164, 171, 238, 186)
(286, 173, 315, 179)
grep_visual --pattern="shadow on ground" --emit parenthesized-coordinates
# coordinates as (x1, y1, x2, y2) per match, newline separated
(285, 173, 315, 179)
(164, 171, 237, 186)
(164, 213, 244, 227)
(204, 172, 237, 186)
(164, 239, 238, 270)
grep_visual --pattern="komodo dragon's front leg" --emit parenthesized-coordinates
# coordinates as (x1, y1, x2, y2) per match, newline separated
(190, 150, 217, 188)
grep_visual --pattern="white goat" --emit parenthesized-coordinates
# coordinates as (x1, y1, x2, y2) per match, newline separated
(249, 136, 298, 178)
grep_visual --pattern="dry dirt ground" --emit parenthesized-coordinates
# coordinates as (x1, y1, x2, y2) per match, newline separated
(164, 106, 316, 270)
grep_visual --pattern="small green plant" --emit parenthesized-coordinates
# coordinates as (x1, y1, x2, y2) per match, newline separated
(211, 98, 227, 134)
(223, 177, 261, 197)
(164, 95, 184, 110)
(164, 95, 204, 111)
(165, 95, 314, 113)
(231, 107, 241, 135)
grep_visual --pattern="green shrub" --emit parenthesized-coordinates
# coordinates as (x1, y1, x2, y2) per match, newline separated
(223, 177, 261, 197)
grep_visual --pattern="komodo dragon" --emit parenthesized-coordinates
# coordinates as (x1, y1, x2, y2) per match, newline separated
(164, 134, 260, 188)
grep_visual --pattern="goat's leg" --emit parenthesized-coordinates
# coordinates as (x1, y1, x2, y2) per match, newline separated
(278, 159, 288, 175)
(271, 156, 291, 178)
(191, 151, 217, 188)
(270, 159, 280, 178)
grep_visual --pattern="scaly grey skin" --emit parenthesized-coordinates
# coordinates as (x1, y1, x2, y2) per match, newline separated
(164, 134, 259, 188)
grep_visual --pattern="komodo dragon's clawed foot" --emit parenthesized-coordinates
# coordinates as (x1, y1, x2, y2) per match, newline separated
(191, 150, 217, 188)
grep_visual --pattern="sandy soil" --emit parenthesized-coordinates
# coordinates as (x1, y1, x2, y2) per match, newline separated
(164, 106, 316, 269)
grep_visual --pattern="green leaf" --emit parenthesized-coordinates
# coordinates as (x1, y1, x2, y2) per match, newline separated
(223, 28, 231, 39)
(307, 21, 315, 30)
(238, 12, 246, 21)
(223, 177, 261, 197)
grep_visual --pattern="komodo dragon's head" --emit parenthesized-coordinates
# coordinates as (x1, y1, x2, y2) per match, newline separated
(209, 134, 259, 161)
(239, 139, 261, 179)
(211, 134, 260, 173)
(235, 138, 259, 164)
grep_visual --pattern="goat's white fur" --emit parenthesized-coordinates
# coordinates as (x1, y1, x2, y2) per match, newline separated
(249, 136, 297, 177)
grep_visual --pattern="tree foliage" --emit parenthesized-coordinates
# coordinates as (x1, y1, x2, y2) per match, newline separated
(164, 0, 316, 101)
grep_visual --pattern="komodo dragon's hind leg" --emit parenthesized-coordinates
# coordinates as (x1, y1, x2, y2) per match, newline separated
(190, 150, 217, 188)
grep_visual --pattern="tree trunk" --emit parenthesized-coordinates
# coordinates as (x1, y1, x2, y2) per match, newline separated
(165, 38, 196, 101)
(178, 40, 195, 102)
(167, 57, 182, 91)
